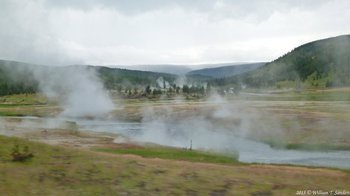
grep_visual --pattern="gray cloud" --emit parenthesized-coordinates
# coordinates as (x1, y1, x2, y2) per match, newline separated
(0, 0, 349, 66)
(43, 0, 331, 18)
(0, 0, 83, 65)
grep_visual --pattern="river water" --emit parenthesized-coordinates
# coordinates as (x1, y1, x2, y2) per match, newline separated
(76, 119, 350, 169)
(2, 116, 350, 169)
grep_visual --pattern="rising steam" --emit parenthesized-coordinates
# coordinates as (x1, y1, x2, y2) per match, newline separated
(34, 66, 114, 118)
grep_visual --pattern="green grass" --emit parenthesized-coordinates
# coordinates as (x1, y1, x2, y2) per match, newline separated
(285, 143, 350, 151)
(0, 93, 49, 105)
(1, 134, 350, 195)
(234, 88, 350, 101)
(0, 106, 59, 117)
(0, 104, 40, 107)
(293, 91, 350, 101)
(0, 111, 25, 116)
(0, 94, 59, 117)
(95, 146, 239, 164)
(265, 139, 350, 151)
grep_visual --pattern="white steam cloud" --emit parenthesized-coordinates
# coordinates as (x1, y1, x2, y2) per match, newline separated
(34, 66, 114, 118)
(132, 94, 275, 151)
(156, 77, 170, 89)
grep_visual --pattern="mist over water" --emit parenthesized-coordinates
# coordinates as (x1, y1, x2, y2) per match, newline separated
(1, 91, 350, 169)
(33, 66, 114, 118)
(75, 115, 350, 169)
(73, 94, 350, 169)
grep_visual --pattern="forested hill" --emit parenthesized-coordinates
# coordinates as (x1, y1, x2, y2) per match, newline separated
(0, 60, 177, 96)
(95, 66, 176, 89)
(1, 35, 350, 95)
(187, 63, 265, 78)
(0, 60, 39, 95)
(214, 35, 350, 88)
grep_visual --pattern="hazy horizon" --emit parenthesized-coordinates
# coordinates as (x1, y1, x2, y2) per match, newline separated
(1, 58, 268, 71)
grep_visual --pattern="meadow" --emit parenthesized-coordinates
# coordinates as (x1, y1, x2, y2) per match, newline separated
(1, 89, 350, 194)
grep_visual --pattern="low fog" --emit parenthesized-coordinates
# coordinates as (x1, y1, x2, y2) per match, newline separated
(128, 94, 283, 151)
(35, 66, 114, 118)
(2, 63, 114, 118)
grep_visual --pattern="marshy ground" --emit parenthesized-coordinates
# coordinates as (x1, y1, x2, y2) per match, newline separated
(1, 89, 350, 195)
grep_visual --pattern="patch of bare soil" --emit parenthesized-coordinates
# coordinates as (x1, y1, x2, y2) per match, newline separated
(24, 129, 116, 149)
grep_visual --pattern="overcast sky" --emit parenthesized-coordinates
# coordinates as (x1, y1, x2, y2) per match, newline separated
(1, 0, 349, 67)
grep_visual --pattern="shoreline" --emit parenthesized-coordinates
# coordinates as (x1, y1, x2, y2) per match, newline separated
(1, 119, 349, 171)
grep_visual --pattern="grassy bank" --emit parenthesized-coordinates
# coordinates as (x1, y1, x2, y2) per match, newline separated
(1, 135, 350, 195)
(266, 140, 350, 151)
(95, 146, 239, 164)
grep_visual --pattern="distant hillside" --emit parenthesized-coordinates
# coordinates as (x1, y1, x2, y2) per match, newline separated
(187, 63, 265, 78)
(0, 60, 177, 96)
(0, 60, 40, 95)
(3, 34, 350, 95)
(96, 66, 176, 89)
(115, 64, 192, 75)
(115, 63, 264, 76)
(215, 35, 350, 88)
